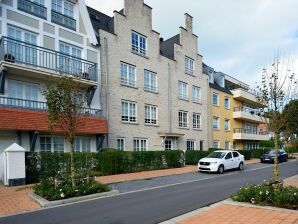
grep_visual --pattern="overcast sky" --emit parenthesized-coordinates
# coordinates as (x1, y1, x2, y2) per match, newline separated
(85, 0, 298, 87)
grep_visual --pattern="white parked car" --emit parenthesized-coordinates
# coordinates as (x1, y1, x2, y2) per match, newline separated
(198, 150, 245, 174)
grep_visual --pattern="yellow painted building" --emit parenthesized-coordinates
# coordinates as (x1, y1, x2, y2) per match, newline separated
(204, 64, 269, 150)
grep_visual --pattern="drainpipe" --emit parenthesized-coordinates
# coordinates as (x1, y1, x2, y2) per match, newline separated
(206, 77, 210, 150)
(104, 38, 109, 148)
(168, 63, 172, 133)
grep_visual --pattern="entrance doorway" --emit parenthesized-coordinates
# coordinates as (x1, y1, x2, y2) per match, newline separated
(165, 140, 172, 150)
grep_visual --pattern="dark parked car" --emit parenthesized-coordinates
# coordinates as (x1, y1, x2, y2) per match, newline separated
(260, 149, 288, 163)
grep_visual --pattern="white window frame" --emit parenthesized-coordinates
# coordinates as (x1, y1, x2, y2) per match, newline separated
(187, 140, 195, 151)
(52, 0, 74, 18)
(178, 81, 188, 100)
(193, 113, 201, 129)
(179, 111, 188, 128)
(144, 70, 157, 92)
(121, 100, 137, 123)
(224, 97, 230, 109)
(225, 141, 230, 150)
(120, 62, 136, 87)
(224, 119, 230, 131)
(145, 104, 158, 125)
(185, 56, 194, 75)
(59, 41, 82, 74)
(213, 116, 219, 130)
(213, 93, 219, 106)
(192, 86, 201, 103)
(133, 138, 147, 151)
(40, 136, 65, 152)
(117, 138, 125, 151)
(213, 140, 220, 149)
(74, 137, 91, 152)
(131, 31, 147, 56)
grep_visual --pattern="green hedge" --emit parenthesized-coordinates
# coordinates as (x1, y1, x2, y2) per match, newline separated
(286, 148, 298, 154)
(185, 151, 210, 165)
(25, 150, 184, 183)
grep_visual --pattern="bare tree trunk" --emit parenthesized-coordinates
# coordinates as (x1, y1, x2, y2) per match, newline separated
(273, 132, 279, 188)
(70, 141, 76, 187)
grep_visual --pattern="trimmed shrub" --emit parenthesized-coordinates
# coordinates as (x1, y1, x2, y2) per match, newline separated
(286, 147, 298, 154)
(185, 150, 210, 165)
(239, 150, 252, 160)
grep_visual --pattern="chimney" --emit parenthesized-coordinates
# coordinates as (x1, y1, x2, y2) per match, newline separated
(160, 37, 164, 42)
(185, 13, 193, 32)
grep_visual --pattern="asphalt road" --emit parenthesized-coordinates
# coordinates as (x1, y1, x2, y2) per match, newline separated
(1, 161, 297, 224)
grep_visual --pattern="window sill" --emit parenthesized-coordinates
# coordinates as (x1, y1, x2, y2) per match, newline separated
(120, 83, 138, 89)
(193, 128, 202, 131)
(178, 127, 189, 130)
(213, 104, 219, 107)
(193, 100, 202, 105)
(145, 124, 159, 127)
(144, 89, 159, 94)
(179, 97, 189, 102)
(225, 107, 230, 110)
(225, 130, 231, 132)
(213, 129, 220, 131)
(121, 121, 139, 125)
(185, 72, 195, 77)
(131, 51, 149, 59)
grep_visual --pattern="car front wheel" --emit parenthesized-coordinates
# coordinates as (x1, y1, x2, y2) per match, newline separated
(218, 165, 224, 174)
(238, 162, 244, 171)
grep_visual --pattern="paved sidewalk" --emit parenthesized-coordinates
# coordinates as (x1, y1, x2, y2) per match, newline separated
(0, 185, 40, 216)
(284, 175, 298, 187)
(96, 159, 260, 184)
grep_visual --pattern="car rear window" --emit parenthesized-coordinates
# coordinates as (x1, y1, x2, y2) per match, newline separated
(232, 152, 239, 157)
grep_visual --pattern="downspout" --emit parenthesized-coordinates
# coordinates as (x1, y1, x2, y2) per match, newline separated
(104, 38, 109, 148)
(4, 152, 7, 186)
(206, 77, 211, 150)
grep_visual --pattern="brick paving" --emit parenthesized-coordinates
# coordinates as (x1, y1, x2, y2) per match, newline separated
(176, 204, 298, 224)
(0, 185, 40, 216)
(284, 175, 298, 187)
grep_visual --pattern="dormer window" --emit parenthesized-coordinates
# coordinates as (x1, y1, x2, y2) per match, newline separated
(132, 31, 147, 56)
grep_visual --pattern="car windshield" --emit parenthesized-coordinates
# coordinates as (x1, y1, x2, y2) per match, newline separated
(207, 152, 226, 159)
(268, 150, 276, 155)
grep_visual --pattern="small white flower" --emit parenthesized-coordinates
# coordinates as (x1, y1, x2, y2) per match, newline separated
(294, 193, 297, 196)
(59, 189, 62, 192)
(75, 189, 79, 192)
(60, 193, 65, 198)
(266, 191, 269, 195)
(259, 191, 263, 195)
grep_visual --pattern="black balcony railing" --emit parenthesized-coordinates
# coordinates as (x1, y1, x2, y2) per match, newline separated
(51, 10, 76, 31)
(18, 0, 47, 20)
(234, 128, 268, 135)
(0, 96, 102, 117)
(0, 36, 97, 82)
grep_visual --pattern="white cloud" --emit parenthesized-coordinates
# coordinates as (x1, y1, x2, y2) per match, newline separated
(85, 0, 298, 86)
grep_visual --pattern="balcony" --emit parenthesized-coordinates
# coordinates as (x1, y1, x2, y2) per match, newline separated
(18, 0, 47, 20)
(51, 10, 76, 31)
(231, 87, 265, 107)
(0, 37, 97, 83)
(233, 107, 266, 123)
(0, 96, 102, 117)
(233, 128, 269, 141)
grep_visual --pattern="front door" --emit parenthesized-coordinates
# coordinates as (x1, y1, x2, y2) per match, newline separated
(164, 140, 172, 151)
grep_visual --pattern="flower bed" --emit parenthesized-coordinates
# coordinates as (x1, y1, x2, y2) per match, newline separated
(34, 177, 110, 201)
(232, 180, 298, 210)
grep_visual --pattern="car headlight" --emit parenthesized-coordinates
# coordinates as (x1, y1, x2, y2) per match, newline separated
(210, 161, 217, 165)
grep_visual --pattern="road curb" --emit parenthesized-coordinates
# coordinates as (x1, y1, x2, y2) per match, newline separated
(27, 190, 119, 208)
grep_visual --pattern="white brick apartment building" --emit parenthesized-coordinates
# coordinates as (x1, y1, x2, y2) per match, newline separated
(88, 0, 209, 151)
(0, 0, 108, 156)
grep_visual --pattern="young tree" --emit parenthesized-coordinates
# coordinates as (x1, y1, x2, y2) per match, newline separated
(257, 53, 297, 187)
(42, 77, 86, 187)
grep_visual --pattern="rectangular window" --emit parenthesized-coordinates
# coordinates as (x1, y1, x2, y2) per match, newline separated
(144, 70, 157, 92)
(185, 56, 194, 75)
(187, 140, 195, 150)
(63, 1, 74, 18)
(179, 111, 188, 128)
(193, 113, 201, 129)
(121, 63, 136, 87)
(74, 137, 91, 152)
(40, 136, 65, 152)
(121, 100, 137, 123)
(133, 138, 147, 151)
(178, 81, 188, 100)
(53, 137, 64, 152)
(145, 105, 158, 125)
(59, 42, 82, 75)
(213, 117, 219, 129)
(225, 141, 230, 150)
(132, 31, 147, 56)
(117, 138, 125, 151)
(52, 0, 74, 18)
(213, 141, 220, 149)
(224, 119, 230, 131)
(213, 93, 219, 106)
(224, 97, 230, 109)
(192, 86, 201, 103)
(52, 0, 62, 12)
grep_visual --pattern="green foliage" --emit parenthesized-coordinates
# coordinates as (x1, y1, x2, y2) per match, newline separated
(259, 140, 275, 148)
(26, 151, 185, 183)
(283, 100, 298, 135)
(239, 150, 252, 160)
(34, 177, 110, 201)
(185, 151, 210, 165)
(232, 180, 298, 210)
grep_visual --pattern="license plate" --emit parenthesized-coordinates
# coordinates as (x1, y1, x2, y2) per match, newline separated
(265, 159, 270, 161)
(200, 165, 207, 168)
